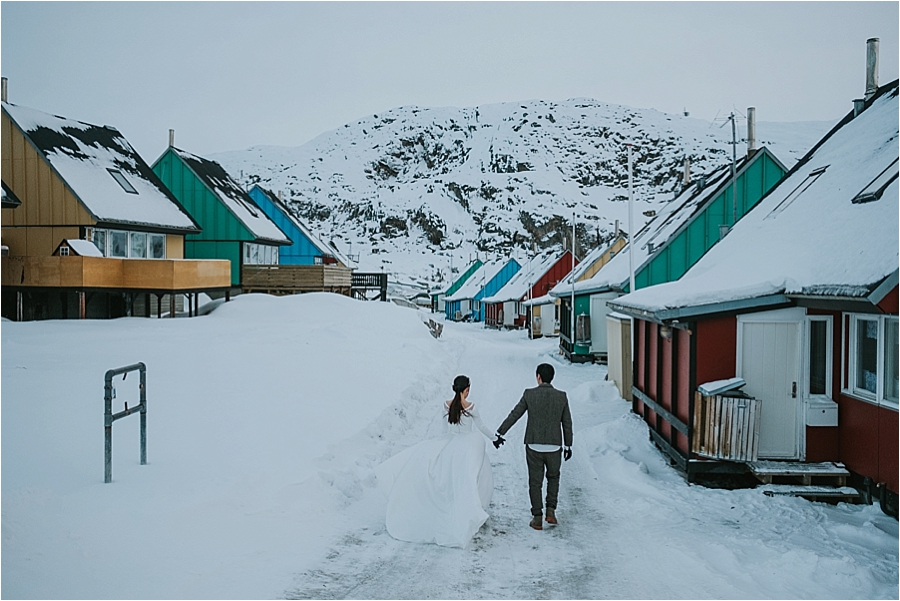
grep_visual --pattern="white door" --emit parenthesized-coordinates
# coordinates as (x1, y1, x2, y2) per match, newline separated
(589, 292, 618, 354)
(738, 311, 802, 459)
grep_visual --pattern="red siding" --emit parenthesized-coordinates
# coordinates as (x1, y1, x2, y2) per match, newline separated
(530, 251, 578, 299)
(806, 426, 840, 462)
(877, 284, 898, 314)
(646, 322, 659, 425)
(660, 335, 673, 441)
(695, 316, 737, 385)
(840, 394, 883, 486)
(675, 328, 692, 454)
(879, 410, 898, 493)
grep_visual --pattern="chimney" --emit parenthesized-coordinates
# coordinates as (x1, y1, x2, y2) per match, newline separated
(278, 190, 283, 202)
(1, 77, 7, 103)
(746, 107, 757, 155)
(614, 219, 620, 237)
(865, 37, 879, 100)
(853, 98, 866, 117)
(168, 129, 175, 148)
(683, 156, 691, 187)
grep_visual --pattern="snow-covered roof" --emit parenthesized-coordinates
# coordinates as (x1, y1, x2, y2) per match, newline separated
(251, 186, 351, 264)
(612, 82, 899, 319)
(171, 148, 290, 244)
(446, 259, 509, 302)
(549, 234, 626, 296)
(59, 239, 103, 257)
(482, 250, 563, 304)
(521, 293, 556, 307)
(2, 102, 199, 232)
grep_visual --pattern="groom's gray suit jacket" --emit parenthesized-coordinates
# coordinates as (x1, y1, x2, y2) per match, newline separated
(498, 382, 573, 447)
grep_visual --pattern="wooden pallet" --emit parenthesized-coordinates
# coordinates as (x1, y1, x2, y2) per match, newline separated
(748, 461, 849, 486)
(759, 484, 861, 504)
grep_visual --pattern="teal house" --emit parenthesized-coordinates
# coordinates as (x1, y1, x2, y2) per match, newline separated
(553, 146, 787, 362)
(152, 145, 291, 288)
(432, 259, 483, 313)
(247, 185, 350, 267)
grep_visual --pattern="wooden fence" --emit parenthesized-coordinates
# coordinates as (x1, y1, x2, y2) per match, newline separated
(691, 391, 760, 462)
(242, 265, 352, 295)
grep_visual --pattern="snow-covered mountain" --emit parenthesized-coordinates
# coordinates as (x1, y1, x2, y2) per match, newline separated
(211, 99, 833, 289)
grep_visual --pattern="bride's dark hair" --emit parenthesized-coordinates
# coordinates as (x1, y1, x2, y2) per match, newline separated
(447, 375, 471, 425)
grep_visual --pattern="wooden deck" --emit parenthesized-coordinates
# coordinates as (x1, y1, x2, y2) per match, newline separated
(242, 264, 352, 294)
(2, 256, 231, 291)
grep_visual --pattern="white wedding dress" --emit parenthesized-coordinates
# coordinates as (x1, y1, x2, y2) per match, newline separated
(375, 401, 494, 548)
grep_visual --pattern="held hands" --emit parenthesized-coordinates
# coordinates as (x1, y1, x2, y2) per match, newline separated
(493, 434, 506, 449)
(564, 447, 572, 461)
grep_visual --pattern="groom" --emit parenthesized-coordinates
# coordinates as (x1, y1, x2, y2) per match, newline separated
(494, 363, 573, 530)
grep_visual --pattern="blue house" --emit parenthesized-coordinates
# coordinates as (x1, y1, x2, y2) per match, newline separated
(445, 258, 520, 322)
(247, 185, 351, 267)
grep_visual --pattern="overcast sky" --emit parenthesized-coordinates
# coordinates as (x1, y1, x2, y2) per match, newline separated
(2, 2, 897, 161)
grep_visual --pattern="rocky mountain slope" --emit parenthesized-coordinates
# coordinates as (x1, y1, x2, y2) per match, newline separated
(211, 99, 832, 289)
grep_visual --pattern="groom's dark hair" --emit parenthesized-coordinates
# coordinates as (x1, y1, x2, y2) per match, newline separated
(536, 363, 555, 384)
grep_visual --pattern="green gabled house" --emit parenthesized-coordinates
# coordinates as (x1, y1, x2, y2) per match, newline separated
(152, 143, 291, 290)
(554, 145, 787, 363)
(432, 259, 483, 314)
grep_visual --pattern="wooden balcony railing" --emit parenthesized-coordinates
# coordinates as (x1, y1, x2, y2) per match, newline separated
(242, 264, 352, 294)
(2, 256, 231, 291)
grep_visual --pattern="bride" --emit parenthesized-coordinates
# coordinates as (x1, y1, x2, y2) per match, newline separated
(375, 375, 495, 548)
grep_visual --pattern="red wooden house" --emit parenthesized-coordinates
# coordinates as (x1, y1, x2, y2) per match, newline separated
(609, 78, 898, 515)
(483, 250, 576, 329)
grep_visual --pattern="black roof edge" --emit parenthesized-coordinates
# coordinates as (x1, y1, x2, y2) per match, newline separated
(607, 293, 793, 325)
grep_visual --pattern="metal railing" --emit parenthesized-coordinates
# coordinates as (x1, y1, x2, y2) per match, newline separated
(104, 362, 147, 483)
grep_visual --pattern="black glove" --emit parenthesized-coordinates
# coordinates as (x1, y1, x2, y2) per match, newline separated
(493, 434, 506, 449)
(564, 447, 572, 461)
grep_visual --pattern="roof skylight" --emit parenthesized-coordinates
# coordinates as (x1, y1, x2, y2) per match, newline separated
(107, 168, 138, 194)
(852, 158, 898, 204)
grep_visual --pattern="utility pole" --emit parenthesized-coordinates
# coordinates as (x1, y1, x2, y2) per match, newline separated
(571, 210, 576, 350)
(628, 143, 635, 292)
(730, 112, 737, 225)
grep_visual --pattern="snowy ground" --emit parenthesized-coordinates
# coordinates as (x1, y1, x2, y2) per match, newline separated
(2, 294, 897, 599)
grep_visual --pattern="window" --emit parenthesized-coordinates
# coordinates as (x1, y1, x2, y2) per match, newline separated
(149, 234, 166, 259)
(846, 314, 899, 410)
(129, 232, 147, 258)
(107, 169, 139, 194)
(852, 158, 898, 204)
(92, 229, 107, 256)
(767, 165, 828, 218)
(59, 245, 70, 257)
(243, 243, 278, 265)
(575, 313, 591, 345)
(885, 319, 899, 406)
(807, 316, 832, 399)
(110, 230, 128, 258)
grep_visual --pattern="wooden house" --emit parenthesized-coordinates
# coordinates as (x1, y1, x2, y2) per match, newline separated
(609, 79, 899, 514)
(444, 258, 520, 322)
(151, 144, 294, 293)
(482, 250, 575, 329)
(432, 259, 483, 314)
(1, 101, 230, 320)
(554, 143, 786, 363)
(247, 185, 351, 266)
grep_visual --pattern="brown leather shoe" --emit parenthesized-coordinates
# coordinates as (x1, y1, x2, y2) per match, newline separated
(545, 508, 558, 524)
(529, 515, 543, 530)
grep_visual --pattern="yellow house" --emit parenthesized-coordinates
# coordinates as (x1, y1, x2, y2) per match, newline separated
(1, 99, 230, 319)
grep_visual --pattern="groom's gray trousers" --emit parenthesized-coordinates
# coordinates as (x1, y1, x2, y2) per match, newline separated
(525, 447, 562, 516)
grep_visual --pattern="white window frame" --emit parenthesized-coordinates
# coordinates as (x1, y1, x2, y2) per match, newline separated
(804, 315, 833, 402)
(844, 313, 899, 411)
(85, 228, 165, 259)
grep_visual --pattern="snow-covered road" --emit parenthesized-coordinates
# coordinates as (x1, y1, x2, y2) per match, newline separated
(2, 295, 897, 599)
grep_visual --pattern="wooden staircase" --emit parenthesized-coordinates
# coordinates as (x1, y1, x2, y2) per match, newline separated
(748, 461, 860, 503)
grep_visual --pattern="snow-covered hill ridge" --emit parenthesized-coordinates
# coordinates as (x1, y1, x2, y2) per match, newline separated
(211, 99, 833, 287)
